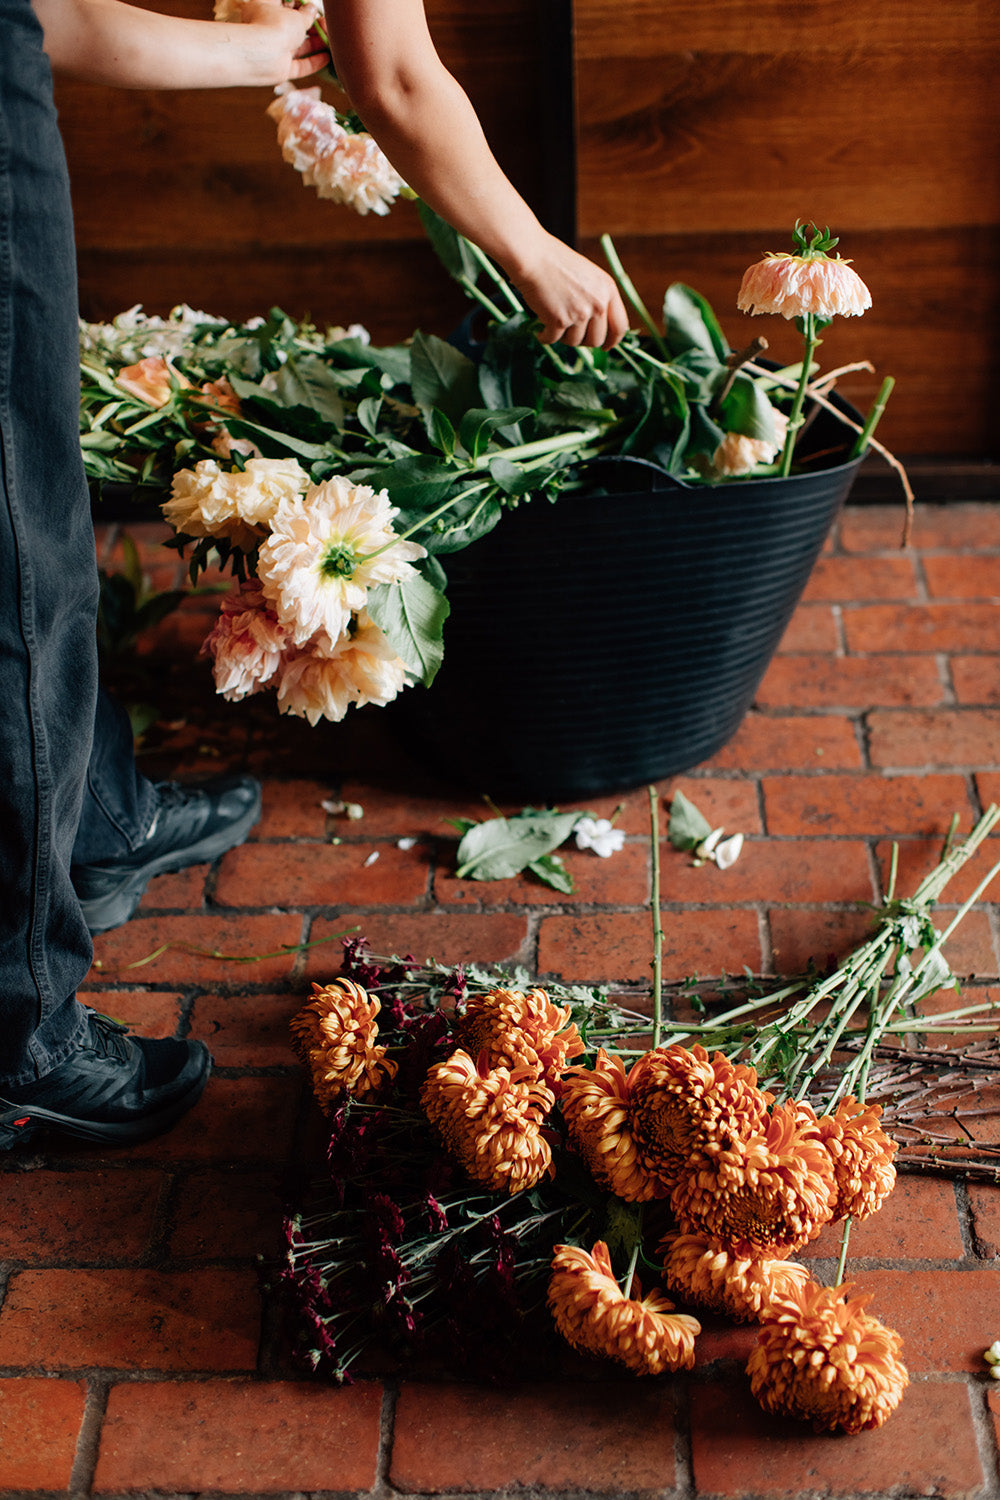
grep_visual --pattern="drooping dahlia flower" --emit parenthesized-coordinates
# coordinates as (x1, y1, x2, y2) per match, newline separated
(672, 1101, 836, 1258)
(747, 1281, 908, 1434)
(660, 1231, 814, 1324)
(737, 251, 871, 321)
(201, 578, 291, 701)
(548, 1241, 700, 1375)
(560, 1049, 667, 1202)
(712, 409, 790, 477)
(814, 1097, 898, 1222)
(163, 456, 310, 550)
(290, 979, 397, 1110)
(453, 987, 584, 1093)
(275, 611, 408, 725)
(267, 84, 407, 216)
(256, 476, 425, 648)
(626, 1043, 773, 1188)
(420, 1049, 555, 1195)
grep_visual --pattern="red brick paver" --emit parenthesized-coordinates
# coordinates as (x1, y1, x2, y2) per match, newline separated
(1, 501, 998, 1499)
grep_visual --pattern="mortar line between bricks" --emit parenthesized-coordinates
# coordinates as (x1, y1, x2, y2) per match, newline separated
(672, 1375, 695, 1500)
(374, 1378, 399, 1495)
(954, 1178, 981, 1259)
(67, 1376, 108, 1499)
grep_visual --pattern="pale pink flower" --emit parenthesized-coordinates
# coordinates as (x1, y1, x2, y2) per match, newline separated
(162, 457, 310, 550)
(116, 356, 190, 408)
(201, 579, 291, 701)
(737, 253, 872, 320)
(267, 84, 407, 216)
(275, 612, 408, 724)
(256, 475, 425, 647)
(712, 410, 790, 476)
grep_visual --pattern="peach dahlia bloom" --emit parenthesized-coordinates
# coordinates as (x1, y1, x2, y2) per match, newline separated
(163, 456, 310, 551)
(815, 1097, 898, 1222)
(748, 1281, 908, 1434)
(626, 1044, 772, 1188)
(548, 1241, 700, 1375)
(256, 476, 425, 649)
(454, 987, 584, 1093)
(712, 409, 790, 477)
(116, 355, 190, 408)
(560, 1049, 667, 1202)
(660, 1231, 814, 1324)
(672, 1101, 836, 1258)
(201, 578, 290, 701)
(268, 85, 407, 216)
(420, 1049, 555, 1195)
(737, 252, 872, 321)
(290, 979, 397, 1111)
(275, 611, 408, 725)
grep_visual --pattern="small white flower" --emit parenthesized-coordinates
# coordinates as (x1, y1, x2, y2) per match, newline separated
(574, 817, 625, 858)
(713, 832, 745, 870)
(985, 1340, 1000, 1366)
(397, 837, 417, 850)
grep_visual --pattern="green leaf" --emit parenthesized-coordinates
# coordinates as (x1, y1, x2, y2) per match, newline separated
(430, 407, 457, 459)
(356, 395, 383, 437)
(527, 852, 576, 894)
(424, 493, 502, 554)
(602, 1197, 645, 1262)
(668, 789, 713, 850)
(455, 809, 580, 881)
(663, 283, 730, 361)
(719, 374, 778, 444)
(458, 406, 534, 460)
(366, 575, 450, 687)
(272, 355, 346, 427)
(487, 457, 537, 499)
(417, 200, 481, 285)
(377, 454, 459, 512)
(410, 332, 481, 428)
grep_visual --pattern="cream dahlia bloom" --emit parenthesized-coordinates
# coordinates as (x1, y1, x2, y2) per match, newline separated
(268, 85, 407, 216)
(712, 410, 790, 477)
(737, 252, 872, 321)
(163, 457, 310, 550)
(748, 1281, 908, 1433)
(560, 1049, 667, 1202)
(815, 1097, 898, 1222)
(660, 1231, 814, 1324)
(256, 476, 424, 648)
(454, 986, 584, 1094)
(290, 979, 397, 1111)
(275, 611, 408, 725)
(548, 1241, 700, 1375)
(421, 1049, 555, 1195)
(201, 578, 290, 701)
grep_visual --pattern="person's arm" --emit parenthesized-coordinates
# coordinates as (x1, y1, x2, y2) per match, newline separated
(326, 0, 628, 348)
(32, 0, 328, 89)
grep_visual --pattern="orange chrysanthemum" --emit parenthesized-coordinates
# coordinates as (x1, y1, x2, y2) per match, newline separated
(748, 1281, 908, 1434)
(560, 1048, 667, 1202)
(737, 252, 872, 321)
(548, 1241, 701, 1375)
(672, 1101, 836, 1258)
(814, 1097, 898, 1222)
(454, 986, 585, 1093)
(660, 1231, 814, 1324)
(626, 1044, 773, 1188)
(290, 979, 396, 1111)
(420, 1048, 555, 1194)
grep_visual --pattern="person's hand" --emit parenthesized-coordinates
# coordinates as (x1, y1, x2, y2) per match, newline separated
(237, 0, 330, 83)
(508, 233, 630, 349)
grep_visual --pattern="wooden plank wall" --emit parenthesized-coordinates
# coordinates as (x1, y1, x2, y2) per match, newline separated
(573, 0, 1000, 457)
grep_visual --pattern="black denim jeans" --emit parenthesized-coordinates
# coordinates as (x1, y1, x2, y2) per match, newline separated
(0, 0, 155, 1085)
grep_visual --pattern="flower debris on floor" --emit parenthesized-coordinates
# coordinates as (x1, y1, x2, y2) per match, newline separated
(280, 799, 1000, 1433)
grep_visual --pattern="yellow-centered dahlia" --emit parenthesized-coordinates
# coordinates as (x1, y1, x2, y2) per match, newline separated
(815, 1097, 898, 1222)
(672, 1102, 836, 1258)
(453, 986, 584, 1093)
(748, 1281, 908, 1434)
(421, 1049, 555, 1195)
(560, 1049, 667, 1202)
(548, 1241, 701, 1375)
(660, 1231, 814, 1324)
(290, 979, 396, 1110)
(627, 1044, 773, 1188)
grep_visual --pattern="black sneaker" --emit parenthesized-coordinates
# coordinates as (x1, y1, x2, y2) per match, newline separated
(0, 1009, 211, 1151)
(72, 774, 262, 935)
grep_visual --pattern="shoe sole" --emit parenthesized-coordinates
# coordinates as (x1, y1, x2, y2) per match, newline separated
(79, 786, 263, 935)
(0, 1050, 212, 1151)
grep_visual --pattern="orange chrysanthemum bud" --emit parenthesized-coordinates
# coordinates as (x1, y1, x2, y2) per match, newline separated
(660, 1231, 814, 1324)
(814, 1097, 898, 1221)
(421, 1048, 555, 1195)
(548, 1241, 701, 1376)
(290, 978, 397, 1111)
(672, 1101, 837, 1258)
(748, 1281, 908, 1434)
(454, 986, 584, 1093)
(626, 1044, 773, 1188)
(560, 1048, 668, 1202)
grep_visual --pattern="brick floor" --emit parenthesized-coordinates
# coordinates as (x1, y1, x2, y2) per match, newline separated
(1, 501, 999, 1498)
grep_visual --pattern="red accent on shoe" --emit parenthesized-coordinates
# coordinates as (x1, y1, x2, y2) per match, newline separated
(13, 1117, 30, 1128)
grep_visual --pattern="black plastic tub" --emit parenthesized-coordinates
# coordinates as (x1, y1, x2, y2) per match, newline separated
(389, 394, 864, 801)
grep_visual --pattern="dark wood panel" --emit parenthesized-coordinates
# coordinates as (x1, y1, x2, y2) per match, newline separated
(576, 48, 1000, 234)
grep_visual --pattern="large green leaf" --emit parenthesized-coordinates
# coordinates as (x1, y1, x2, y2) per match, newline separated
(410, 332, 481, 428)
(458, 406, 533, 460)
(377, 454, 460, 512)
(366, 575, 450, 687)
(272, 355, 346, 428)
(416, 201, 481, 285)
(455, 810, 580, 881)
(719, 374, 780, 443)
(663, 283, 730, 361)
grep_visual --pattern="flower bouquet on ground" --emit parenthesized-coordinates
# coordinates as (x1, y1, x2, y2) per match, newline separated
(280, 799, 999, 1433)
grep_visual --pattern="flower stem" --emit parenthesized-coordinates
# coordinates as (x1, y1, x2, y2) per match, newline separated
(779, 314, 818, 477)
(849, 376, 895, 460)
(834, 1216, 853, 1287)
(649, 785, 664, 1050)
(600, 234, 670, 358)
